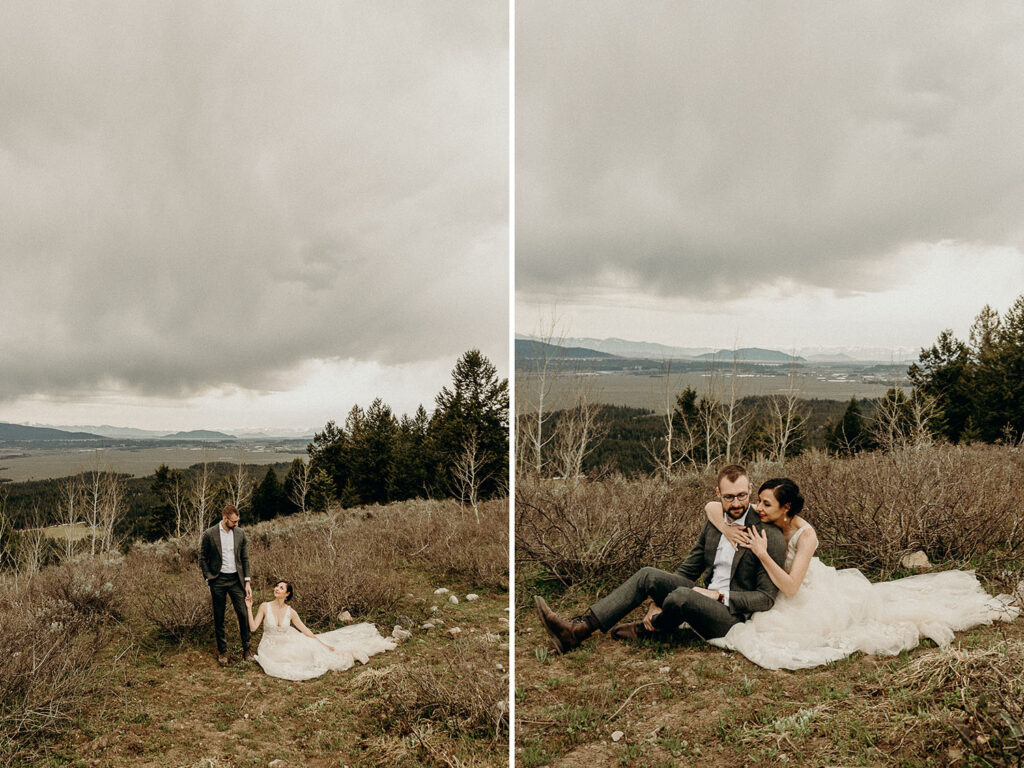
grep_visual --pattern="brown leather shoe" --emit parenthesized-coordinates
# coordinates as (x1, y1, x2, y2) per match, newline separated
(241, 649, 254, 663)
(217, 654, 229, 667)
(609, 621, 660, 641)
(533, 595, 593, 653)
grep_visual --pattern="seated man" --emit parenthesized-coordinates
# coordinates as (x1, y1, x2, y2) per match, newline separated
(534, 464, 785, 651)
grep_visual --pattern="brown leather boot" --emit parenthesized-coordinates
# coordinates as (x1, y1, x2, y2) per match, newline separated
(533, 596, 593, 653)
(608, 621, 660, 641)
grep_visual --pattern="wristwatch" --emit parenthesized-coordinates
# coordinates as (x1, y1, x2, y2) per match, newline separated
(717, 592, 725, 604)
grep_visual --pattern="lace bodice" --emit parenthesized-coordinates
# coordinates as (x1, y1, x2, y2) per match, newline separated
(264, 603, 291, 635)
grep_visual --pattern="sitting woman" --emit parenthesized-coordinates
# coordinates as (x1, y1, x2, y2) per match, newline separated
(245, 581, 396, 681)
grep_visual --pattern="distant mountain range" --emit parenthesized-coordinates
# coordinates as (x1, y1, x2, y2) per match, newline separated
(515, 339, 617, 360)
(515, 335, 918, 364)
(549, 336, 712, 359)
(0, 424, 259, 442)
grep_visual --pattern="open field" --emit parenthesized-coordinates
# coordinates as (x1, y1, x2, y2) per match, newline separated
(1, 497, 510, 767)
(0, 443, 308, 483)
(518, 371, 906, 412)
(515, 613, 1024, 767)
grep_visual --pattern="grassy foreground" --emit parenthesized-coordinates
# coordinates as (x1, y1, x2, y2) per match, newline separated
(1, 498, 509, 768)
(516, 581, 1022, 767)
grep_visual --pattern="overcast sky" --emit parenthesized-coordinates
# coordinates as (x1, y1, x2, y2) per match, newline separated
(0, 1, 507, 432)
(516, 1, 1024, 355)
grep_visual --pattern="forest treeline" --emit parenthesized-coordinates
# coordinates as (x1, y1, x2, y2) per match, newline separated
(0, 350, 507, 570)
(518, 294, 1024, 478)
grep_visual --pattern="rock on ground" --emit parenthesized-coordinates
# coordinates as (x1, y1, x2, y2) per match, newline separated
(901, 550, 932, 571)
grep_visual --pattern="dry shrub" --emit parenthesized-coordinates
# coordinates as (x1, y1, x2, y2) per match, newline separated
(384, 498, 509, 589)
(34, 557, 128, 621)
(126, 551, 213, 643)
(884, 641, 1024, 766)
(131, 537, 200, 575)
(0, 591, 112, 762)
(251, 516, 406, 627)
(788, 445, 1024, 579)
(367, 639, 508, 758)
(516, 474, 708, 590)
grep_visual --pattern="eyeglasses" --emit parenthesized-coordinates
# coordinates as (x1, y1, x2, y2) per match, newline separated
(721, 492, 750, 503)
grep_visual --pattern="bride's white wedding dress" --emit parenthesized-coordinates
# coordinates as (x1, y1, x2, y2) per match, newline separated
(254, 603, 396, 681)
(709, 526, 1019, 670)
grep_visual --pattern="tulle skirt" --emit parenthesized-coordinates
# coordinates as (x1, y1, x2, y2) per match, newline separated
(709, 559, 1019, 670)
(255, 622, 396, 681)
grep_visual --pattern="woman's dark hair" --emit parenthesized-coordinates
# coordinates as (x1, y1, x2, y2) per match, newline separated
(758, 478, 804, 517)
(276, 580, 294, 603)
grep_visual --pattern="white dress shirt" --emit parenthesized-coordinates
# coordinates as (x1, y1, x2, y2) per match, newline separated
(707, 507, 751, 606)
(219, 522, 237, 574)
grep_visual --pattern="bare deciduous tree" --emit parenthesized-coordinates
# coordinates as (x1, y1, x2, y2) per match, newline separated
(57, 475, 82, 562)
(187, 458, 214, 544)
(517, 315, 566, 476)
(167, 469, 188, 539)
(224, 459, 253, 516)
(289, 459, 313, 515)
(452, 430, 491, 523)
(98, 472, 124, 555)
(721, 350, 753, 463)
(551, 383, 607, 482)
(766, 363, 810, 463)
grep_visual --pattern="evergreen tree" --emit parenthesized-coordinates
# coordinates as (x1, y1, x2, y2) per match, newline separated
(429, 350, 509, 499)
(907, 330, 971, 442)
(968, 304, 1005, 441)
(251, 466, 285, 521)
(992, 295, 1024, 442)
(389, 406, 431, 501)
(149, 464, 179, 539)
(826, 397, 870, 455)
(307, 420, 349, 503)
(346, 397, 398, 505)
(309, 468, 336, 512)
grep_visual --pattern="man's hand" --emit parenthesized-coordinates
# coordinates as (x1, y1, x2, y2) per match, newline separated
(642, 602, 662, 631)
(692, 587, 721, 601)
(245, 582, 252, 599)
(245, 594, 253, 608)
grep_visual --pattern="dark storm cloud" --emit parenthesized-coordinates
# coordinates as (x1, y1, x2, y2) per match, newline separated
(0, 0, 507, 399)
(517, 1, 1024, 301)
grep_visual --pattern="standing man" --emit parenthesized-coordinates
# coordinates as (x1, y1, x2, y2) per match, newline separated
(200, 504, 252, 666)
(534, 464, 785, 652)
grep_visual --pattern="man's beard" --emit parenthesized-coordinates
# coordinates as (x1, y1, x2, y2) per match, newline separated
(724, 504, 747, 521)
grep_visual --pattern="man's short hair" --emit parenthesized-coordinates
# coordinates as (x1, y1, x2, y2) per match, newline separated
(222, 504, 240, 518)
(716, 464, 748, 486)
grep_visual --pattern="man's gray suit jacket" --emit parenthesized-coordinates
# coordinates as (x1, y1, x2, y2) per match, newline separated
(200, 524, 251, 589)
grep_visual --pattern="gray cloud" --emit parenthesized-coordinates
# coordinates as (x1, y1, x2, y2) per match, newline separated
(517, 1, 1024, 302)
(0, 0, 507, 400)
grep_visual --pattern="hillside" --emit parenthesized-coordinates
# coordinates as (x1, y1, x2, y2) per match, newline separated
(0, 423, 105, 441)
(515, 339, 619, 361)
(160, 430, 237, 440)
(694, 347, 806, 363)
